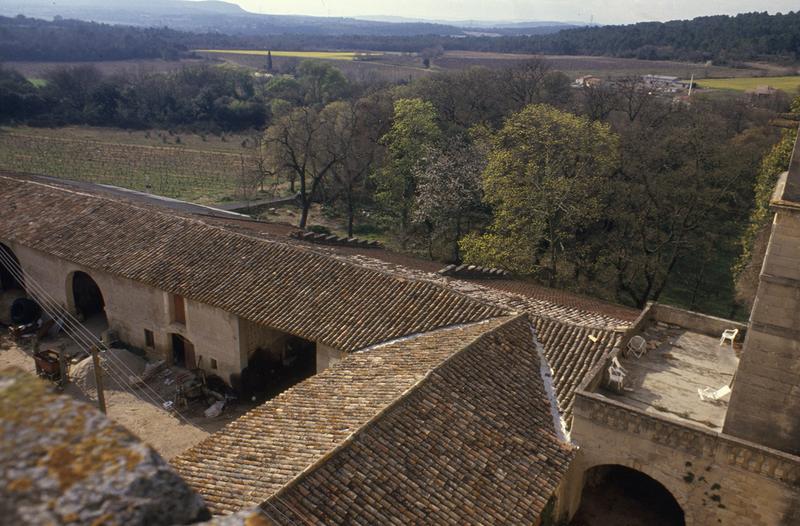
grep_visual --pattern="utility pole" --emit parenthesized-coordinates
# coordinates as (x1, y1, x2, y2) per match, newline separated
(58, 345, 68, 390)
(91, 347, 107, 414)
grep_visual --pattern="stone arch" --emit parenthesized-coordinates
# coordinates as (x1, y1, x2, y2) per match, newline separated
(66, 270, 106, 322)
(0, 243, 24, 291)
(572, 462, 688, 526)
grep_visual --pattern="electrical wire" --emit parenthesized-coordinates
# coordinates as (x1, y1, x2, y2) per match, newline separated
(0, 250, 193, 424)
(0, 250, 173, 410)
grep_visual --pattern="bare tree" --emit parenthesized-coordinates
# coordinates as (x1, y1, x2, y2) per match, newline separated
(499, 59, 551, 109)
(264, 106, 337, 228)
(413, 136, 487, 261)
(581, 83, 618, 121)
(614, 76, 654, 123)
(321, 95, 389, 237)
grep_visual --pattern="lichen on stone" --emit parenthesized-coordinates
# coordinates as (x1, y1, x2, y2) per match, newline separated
(0, 368, 210, 525)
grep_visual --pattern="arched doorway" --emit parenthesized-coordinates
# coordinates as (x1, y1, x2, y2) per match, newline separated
(69, 271, 107, 330)
(571, 465, 685, 526)
(0, 243, 23, 291)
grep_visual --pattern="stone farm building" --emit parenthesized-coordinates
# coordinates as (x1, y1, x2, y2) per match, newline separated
(3, 128, 800, 526)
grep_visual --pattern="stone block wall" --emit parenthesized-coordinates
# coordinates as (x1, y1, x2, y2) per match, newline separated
(724, 206, 800, 454)
(564, 392, 800, 526)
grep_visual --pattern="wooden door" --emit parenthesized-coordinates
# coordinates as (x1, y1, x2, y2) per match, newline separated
(172, 294, 186, 324)
(183, 338, 196, 369)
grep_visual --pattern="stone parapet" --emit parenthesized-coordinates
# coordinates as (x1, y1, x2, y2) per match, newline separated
(574, 391, 800, 487)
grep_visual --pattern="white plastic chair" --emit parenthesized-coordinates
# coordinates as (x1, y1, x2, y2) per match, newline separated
(627, 335, 647, 359)
(611, 356, 627, 376)
(720, 328, 738, 346)
(698, 385, 732, 402)
(607, 366, 625, 391)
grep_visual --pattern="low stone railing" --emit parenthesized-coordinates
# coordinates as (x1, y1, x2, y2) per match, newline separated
(650, 304, 747, 340)
(574, 391, 800, 487)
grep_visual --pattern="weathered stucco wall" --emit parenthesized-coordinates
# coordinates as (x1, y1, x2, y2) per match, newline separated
(316, 343, 342, 373)
(237, 317, 290, 366)
(565, 392, 800, 526)
(3, 240, 242, 383)
(179, 299, 239, 381)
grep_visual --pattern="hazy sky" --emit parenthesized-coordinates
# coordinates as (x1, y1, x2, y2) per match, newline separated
(223, 0, 797, 24)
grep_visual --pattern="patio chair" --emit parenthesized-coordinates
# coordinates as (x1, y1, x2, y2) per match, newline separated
(698, 384, 732, 402)
(607, 366, 625, 391)
(720, 328, 739, 346)
(611, 356, 627, 376)
(627, 335, 647, 359)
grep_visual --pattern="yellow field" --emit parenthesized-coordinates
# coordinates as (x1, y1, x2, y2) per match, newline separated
(195, 49, 383, 61)
(696, 76, 800, 93)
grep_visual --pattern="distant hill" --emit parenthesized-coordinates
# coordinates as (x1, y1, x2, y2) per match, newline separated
(0, 0, 574, 37)
(0, 10, 797, 65)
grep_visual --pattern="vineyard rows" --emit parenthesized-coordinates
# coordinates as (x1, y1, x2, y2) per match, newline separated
(0, 133, 263, 204)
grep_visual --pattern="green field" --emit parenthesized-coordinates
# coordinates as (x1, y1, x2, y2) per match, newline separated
(195, 49, 383, 61)
(696, 76, 800, 93)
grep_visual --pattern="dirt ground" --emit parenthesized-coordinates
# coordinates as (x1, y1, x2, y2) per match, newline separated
(0, 332, 257, 460)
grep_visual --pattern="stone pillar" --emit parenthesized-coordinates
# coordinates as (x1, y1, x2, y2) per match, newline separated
(723, 129, 800, 454)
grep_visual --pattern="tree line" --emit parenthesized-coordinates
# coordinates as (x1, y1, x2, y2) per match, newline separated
(1, 50, 792, 314)
(0, 16, 188, 61)
(0, 59, 358, 131)
(2, 11, 799, 65)
(254, 59, 787, 314)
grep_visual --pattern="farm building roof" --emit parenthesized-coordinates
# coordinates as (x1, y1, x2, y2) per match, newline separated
(173, 315, 575, 522)
(263, 315, 573, 525)
(0, 174, 506, 352)
(204, 214, 640, 328)
(1, 173, 628, 521)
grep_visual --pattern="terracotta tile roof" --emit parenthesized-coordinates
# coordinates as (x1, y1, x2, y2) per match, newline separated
(3, 175, 617, 521)
(0, 175, 506, 351)
(171, 318, 515, 515)
(261, 315, 574, 525)
(206, 215, 640, 325)
(319, 252, 630, 330)
(533, 317, 622, 422)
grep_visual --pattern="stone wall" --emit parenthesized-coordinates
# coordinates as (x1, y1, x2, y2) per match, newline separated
(564, 391, 800, 526)
(724, 199, 800, 454)
(651, 304, 747, 340)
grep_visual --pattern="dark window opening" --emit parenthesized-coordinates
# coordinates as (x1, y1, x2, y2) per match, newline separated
(210, 358, 218, 369)
(0, 244, 24, 291)
(171, 333, 196, 369)
(144, 329, 155, 348)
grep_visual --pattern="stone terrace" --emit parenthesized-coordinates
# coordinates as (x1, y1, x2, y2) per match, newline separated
(600, 322, 739, 430)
